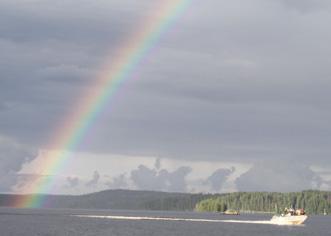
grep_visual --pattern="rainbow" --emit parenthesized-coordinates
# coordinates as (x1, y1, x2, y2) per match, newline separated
(14, 0, 192, 208)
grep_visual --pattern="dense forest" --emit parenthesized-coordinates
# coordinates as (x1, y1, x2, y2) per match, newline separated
(195, 190, 331, 215)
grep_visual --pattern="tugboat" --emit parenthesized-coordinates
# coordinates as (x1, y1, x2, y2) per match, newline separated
(270, 208, 308, 225)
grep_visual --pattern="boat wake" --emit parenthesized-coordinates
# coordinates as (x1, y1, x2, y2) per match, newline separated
(73, 215, 304, 226)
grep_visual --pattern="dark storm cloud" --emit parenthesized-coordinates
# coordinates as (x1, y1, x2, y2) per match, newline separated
(0, 102, 8, 111)
(0, 0, 331, 192)
(0, 0, 144, 145)
(82, 0, 331, 166)
(0, 0, 140, 43)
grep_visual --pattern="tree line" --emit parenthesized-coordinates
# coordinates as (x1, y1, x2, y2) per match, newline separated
(195, 190, 331, 214)
(1, 189, 329, 214)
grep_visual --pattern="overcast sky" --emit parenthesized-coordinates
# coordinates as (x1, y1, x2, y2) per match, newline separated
(1, 0, 331, 194)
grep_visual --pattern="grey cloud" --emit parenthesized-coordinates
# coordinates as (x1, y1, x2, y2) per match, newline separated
(154, 158, 161, 170)
(161, 166, 192, 192)
(66, 176, 80, 188)
(73, 0, 331, 164)
(13, 174, 43, 192)
(276, 0, 331, 13)
(0, 136, 37, 191)
(0, 0, 134, 146)
(130, 164, 192, 192)
(0, 0, 139, 44)
(105, 173, 128, 189)
(0, 0, 331, 193)
(324, 181, 331, 190)
(130, 165, 159, 190)
(236, 160, 324, 192)
(86, 171, 100, 187)
(206, 167, 235, 191)
(0, 102, 11, 114)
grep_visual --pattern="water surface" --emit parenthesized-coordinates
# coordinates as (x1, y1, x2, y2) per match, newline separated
(0, 208, 329, 236)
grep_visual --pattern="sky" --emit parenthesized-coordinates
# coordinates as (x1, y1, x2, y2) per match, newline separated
(1, 0, 331, 195)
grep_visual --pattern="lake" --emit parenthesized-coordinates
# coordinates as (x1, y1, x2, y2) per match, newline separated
(0, 208, 329, 236)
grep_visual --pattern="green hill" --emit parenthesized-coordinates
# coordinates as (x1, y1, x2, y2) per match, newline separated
(0, 189, 208, 210)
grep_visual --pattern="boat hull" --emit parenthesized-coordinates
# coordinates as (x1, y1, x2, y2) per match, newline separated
(270, 215, 308, 225)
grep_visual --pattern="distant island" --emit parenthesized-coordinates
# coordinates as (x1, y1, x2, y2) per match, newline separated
(0, 190, 330, 215)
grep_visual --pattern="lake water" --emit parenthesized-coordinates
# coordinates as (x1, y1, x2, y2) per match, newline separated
(0, 208, 330, 236)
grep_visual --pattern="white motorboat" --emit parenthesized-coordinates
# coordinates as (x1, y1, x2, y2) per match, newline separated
(270, 208, 308, 225)
(270, 214, 308, 225)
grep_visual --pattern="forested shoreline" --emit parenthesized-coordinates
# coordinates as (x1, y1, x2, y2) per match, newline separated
(195, 190, 331, 215)
(0, 190, 330, 214)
